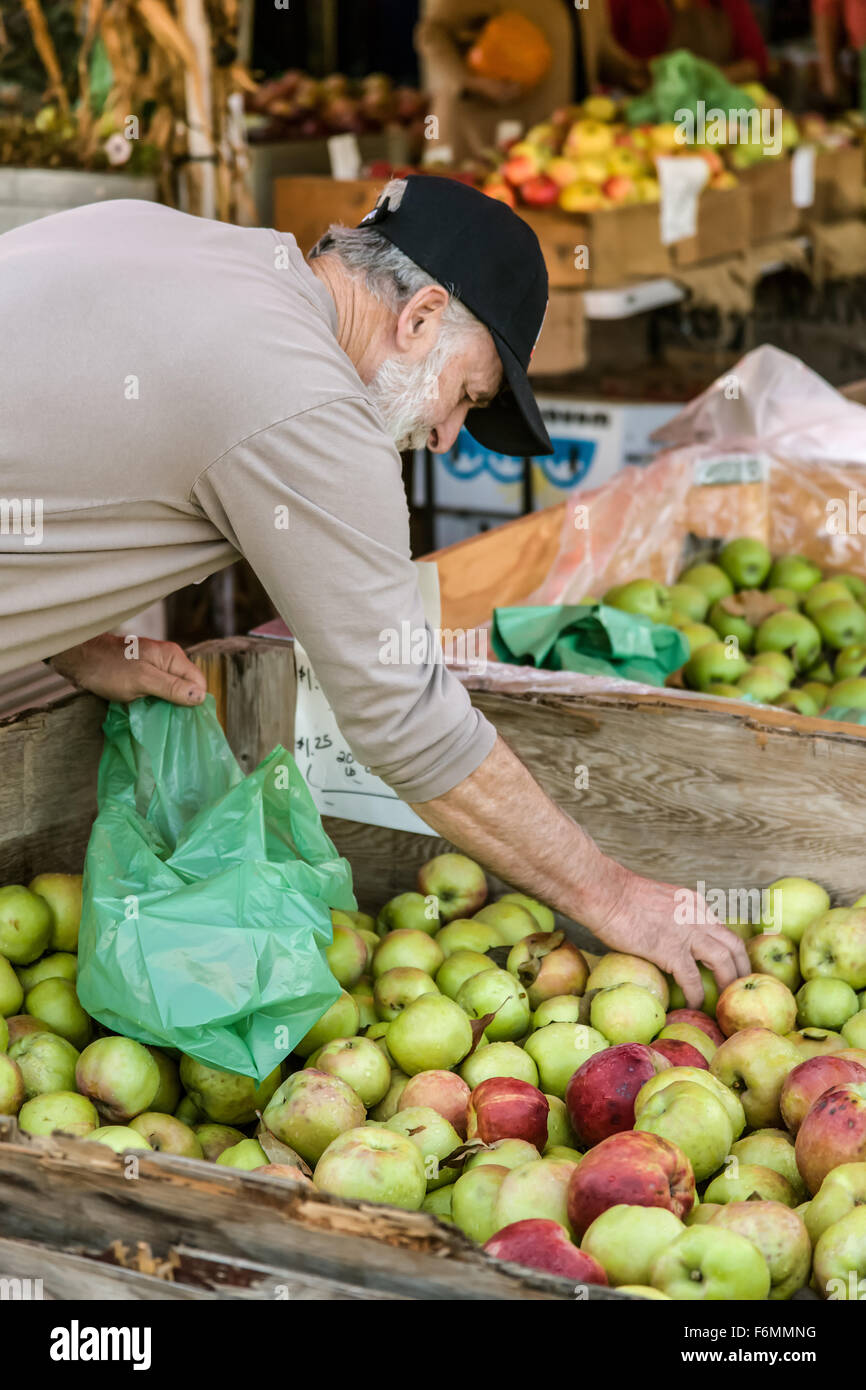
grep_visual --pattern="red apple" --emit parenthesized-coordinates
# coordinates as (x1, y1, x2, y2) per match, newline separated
(602, 173, 636, 204)
(506, 933, 589, 1007)
(795, 1082, 866, 1193)
(519, 175, 560, 208)
(565, 1043, 669, 1148)
(466, 1077, 549, 1150)
(502, 153, 540, 187)
(780, 1055, 866, 1135)
(400, 1070, 471, 1139)
(651, 1038, 709, 1070)
(566, 1130, 696, 1240)
(483, 1219, 608, 1284)
(665, 1010, 725, 1047)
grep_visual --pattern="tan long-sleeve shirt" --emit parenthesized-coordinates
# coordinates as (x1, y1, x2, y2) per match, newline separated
(0, 199, 495, 801)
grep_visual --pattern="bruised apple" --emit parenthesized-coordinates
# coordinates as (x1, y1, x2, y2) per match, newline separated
(709, 1029, 800, 1129)
(484, 1219, 608, 1284)
(179, 1056, 281, 1125)
(795, 1082, 866, 1194)
(664, 1010, 725, 1047)
(506, 933, 588, 1007)
(780, 1054, 866, 1134)
(716, 974, 797, 1037)
(566, 1130, 695, 1240)
(400, 1069, 471, 1138)
(651, 1038, 709, 1069)
(492, 1160, 580, 1238)
(313, 1126, 427, 1211)
(466, 1077, 549, 1149)
(565, 1043, 668, 1148)
(75, 1036, 160, 1123)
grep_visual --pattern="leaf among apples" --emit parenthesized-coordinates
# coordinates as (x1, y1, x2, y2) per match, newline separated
(717, 590, 789, 627)
(255, 1121, 313, 1175)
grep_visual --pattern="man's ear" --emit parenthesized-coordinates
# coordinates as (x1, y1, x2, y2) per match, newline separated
(394, 284, 450, 359)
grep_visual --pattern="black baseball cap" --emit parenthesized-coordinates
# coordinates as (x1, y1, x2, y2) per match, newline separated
(358, 175, 553, 457)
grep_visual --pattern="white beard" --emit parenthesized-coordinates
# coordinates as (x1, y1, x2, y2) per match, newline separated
(367, 324, 468, 452)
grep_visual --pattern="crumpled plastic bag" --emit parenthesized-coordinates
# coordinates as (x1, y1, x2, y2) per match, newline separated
(77, 696, 355, 1082)
(626, 49, 754, 128)
(492, 604, 688, 685)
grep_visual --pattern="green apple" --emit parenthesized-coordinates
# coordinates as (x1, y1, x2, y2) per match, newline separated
(385, 1106, 461, 1190)
(472, 902, 538, 946)
(800, 909, 866, 989)
(683, 640, 750, 691)
(314, 1035, 391, 1107)
(836, 572, 866, 601)
(16, 951, 77, 995)
(178, 1056, 281, 1125)
(465, 1138, 540, 1171)
(356, 929, 379, 968)
(215, 1137, 268, 1169)
(736, 667, 788, 702)
(635, 1080, 733, 1180)
(421, 1186, 454, 1223)
(827, 677, 866, 710)
(372, 929, 444, 980)
(544, 1093, 577, 1151)
(815, 600, 866, 650)
(0, 886, 52, 964)
(343, 909, 377, 935)
(194, 1123, 246, 1161)
(751, 650, 796, 682)
(842, 1010, 866, 1049)
(678, 563, 734, 605)
(616, 1285, 672, 1299)
(802, 579, 854, 618)
(9, 1030, 78, 1097)
(805, 1162, 866, 1245)
(376, 892, 440, 938)
(0, 1015, 8, 1051)
(709, 1029, 800, 1128)
(685, 1202, 721, 1226)
(368, 1070, 409, 1121)
(130, 1112, 204, 1158)
(386, 993, 473, 1074)
(460, 1041, 539, 1088)
(0, 1053, 24, 1114)
(677, 621, 717, 657)
(349, 985, 376, 1029)
(28, 873, 82, 952)
(801, 680, 829, 707)
(496, 892, 555, 933)
(451, 1163, 509, 1243)
(806, 656, 836, 683)
(586, 952, 668, 1005)
(766, 587, 800, 609)
(767, 555, 822, 594)
(313, 1126, 427, 1210)
(796, 978, 859, 1031)
(436, 950, 494, 1000)
(326, 917, 368, 989)
(755, 611, 822, 672)
(88, 1125, 153, 1152)
(730, 1128, 805, 1202)
(708, 1200, 810, 1299)
(295, 990, 360, 1053)
(719, 537, 771, 589)
(174, 1094, 202, 1126)
(655, 1022, 715, 1063)
(747, 932, 801, 991)
(532, 995, 582, 1029)
(773, 689, 820, 716)
(813, 1205, 866, 1300)
(835, 644, 866, 680)
(704, 1163, 798, 1207)
(634, 1066, 745, 1138)
(523, 1023, 607, 1098)
(669, 583, 710, 622)
(456, 968, 531, 1042)
(492, 1157, 577, 1236)
(590, 983, 665, 1045)
(603, 579, 672, 624)
(760, 877, 830, 943)
(668, 964, 719, 1015)
(582, 1203, 684, 1287)
(650, 1226, 770, 1300)
(374, 968, 438, 1022)
(708, 599, 755, 651)
(24, 978, 90, 1050)
(0, 955, 23, 1017)
(76, 1035, 160, 1122)
(363, 1020, 393, 1065)
(435, 919, 505, 956)
(545, 1144, 582, 1162)
(263, 1070, 365, 1164)
(704, 683, 741, 698)
(18, 1089, 99, 1137)
(786, 1027, 846, 1059)
(417, 853, 488, 924)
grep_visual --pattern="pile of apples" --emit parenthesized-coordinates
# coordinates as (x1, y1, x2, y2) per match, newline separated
(602, 537, 866, 715)
(245, 70, 426, 144)
(483, 94, 736, 215)
(3, 857, 866, 1299)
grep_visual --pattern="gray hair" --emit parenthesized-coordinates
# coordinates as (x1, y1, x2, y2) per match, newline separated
(309, 179, 485, 337)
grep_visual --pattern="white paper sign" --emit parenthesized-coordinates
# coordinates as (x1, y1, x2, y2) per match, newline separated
(327, 133, 362, 181)
(791, 145, 817, 209)
(293, 562, 441, 835)
(495, 120, 524, 149)
(656, 156, 710, 246)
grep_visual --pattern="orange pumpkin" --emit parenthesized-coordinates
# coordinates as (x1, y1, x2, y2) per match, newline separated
(467, 11, 553, 88)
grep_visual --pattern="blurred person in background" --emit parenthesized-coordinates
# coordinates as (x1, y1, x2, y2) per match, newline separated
(607, 0, 770, 84)
(416, 0, 643, 162)
(812, 0, 866, 106)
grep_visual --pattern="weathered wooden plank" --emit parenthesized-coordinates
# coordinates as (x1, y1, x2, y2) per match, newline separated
(0, 1237, 220, 1301)
(190, 637, 296, 775)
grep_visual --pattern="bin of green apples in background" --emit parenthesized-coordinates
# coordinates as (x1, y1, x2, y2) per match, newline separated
(3, 857, 866, 1300)
(602, 537, 866, 717)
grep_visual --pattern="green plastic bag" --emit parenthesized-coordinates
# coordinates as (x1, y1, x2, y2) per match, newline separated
(491, 603, 689, 686)
(626, 50, 754, 128)
(77, 696, 355, 1082)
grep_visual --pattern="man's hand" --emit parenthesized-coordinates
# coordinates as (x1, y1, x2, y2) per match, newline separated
(590, 866, 751, 1010)
(49, 634, 207, 706)
(464, 73, 524, 104)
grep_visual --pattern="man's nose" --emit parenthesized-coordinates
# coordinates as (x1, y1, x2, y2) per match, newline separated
(427, 405, 469, 454)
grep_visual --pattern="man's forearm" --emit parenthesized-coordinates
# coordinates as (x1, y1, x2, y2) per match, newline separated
(410, 734, 626, 934)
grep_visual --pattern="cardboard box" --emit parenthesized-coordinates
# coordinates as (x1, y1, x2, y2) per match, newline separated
(273, 176, 382, 252)
(738, 159, 800, 242)
(528, 289, 586, 375)
(670, 184, 752, 266)
(521, 201, 673, 289)
(809, 145, 864, 222)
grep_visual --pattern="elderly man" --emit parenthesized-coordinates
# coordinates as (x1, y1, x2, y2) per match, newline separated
(0, 175, 748, 1005)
